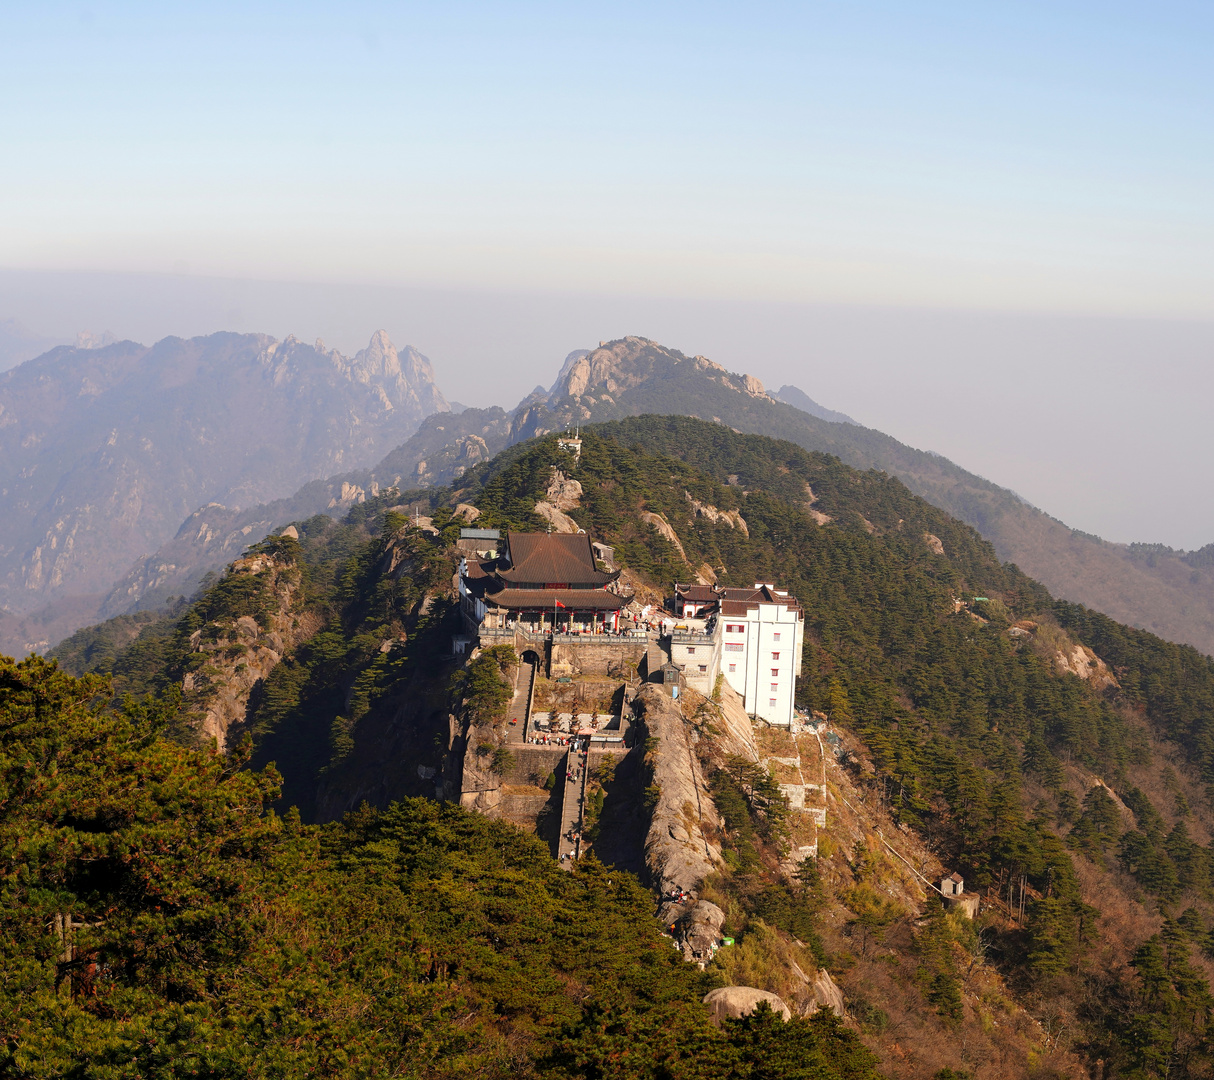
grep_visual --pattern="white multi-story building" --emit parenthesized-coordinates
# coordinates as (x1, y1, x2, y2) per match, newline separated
(667, 582, 804, 726)
(717, 584, 804, 727)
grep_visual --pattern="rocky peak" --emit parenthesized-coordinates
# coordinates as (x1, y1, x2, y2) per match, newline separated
(352, 331, 448, 415)
(547, 349, 591, 395)
(549, 336, 773, 406)
(555, 336, 668, 399)
(351, 329, 401, 383)
(261, 331, 449, 415)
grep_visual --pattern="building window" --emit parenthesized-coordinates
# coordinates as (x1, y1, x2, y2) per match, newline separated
(773, 632, 781, 641)
(686, 646, 695, 654)
(725, 642, 743, 652)
(770, 683, 779, 692)
(728, 663, 736, 673)
(771, 668, 779, 676)
(699, 664, 707, 673)
(769, 698, 777, 708)
(726, 623, 744, 633)
(771, 652, 780, 660)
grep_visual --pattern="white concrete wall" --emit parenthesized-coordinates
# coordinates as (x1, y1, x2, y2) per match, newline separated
(670, 633, 721, 695)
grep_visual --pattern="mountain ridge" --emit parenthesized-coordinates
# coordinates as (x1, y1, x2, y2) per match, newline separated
(44, 419, 1214, 1078)
(8, 332, 1214, 664)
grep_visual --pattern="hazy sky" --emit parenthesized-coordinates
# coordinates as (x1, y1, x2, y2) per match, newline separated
(2, 4, 1213, 548)
(4, 1, 1213, 313)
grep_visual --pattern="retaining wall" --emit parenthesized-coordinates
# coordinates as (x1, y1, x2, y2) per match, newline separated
(551, 639, 647, 677)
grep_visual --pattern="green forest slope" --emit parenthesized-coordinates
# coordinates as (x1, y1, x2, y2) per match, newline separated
(40, 416, 1214, 1078)
(2, 657, 881, 1078)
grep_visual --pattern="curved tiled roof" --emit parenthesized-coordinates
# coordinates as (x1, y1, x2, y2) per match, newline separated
(496, 531, 618, 587)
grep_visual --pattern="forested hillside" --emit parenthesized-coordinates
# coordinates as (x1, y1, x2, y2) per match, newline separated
(41, 417, 1214, 1077)
(2, 656, 884, 1078)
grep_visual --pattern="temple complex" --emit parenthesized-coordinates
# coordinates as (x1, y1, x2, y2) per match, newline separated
(459, 530, 628, 635)
(456, 528, 815, 871)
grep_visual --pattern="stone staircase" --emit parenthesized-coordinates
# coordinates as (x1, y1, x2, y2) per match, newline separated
(556, 744, 590, 868)
(644, 637, 668, 682)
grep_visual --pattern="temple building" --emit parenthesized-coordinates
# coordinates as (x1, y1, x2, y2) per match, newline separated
(459, 530, 626, 636)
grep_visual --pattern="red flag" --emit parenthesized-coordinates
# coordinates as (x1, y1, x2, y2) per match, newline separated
(554, 600, 566, 608)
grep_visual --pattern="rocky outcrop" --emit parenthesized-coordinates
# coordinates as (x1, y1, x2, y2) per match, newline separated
(545, 337, 776, 407)
(633, 685, 722, 894)
(685, 493, 749, 536)
(923, 533, 945, 556)
(1056, 643, 1119, 691)
(530, 467, 585, 533)
(545, 469, 583, 511)
(740, 374, 768, 399)
(181, 547, 317, 750)
(703, 987, 792, 1024)
(640, 512, 688, 563)
(413, 434, 492, 485)
(672, 900, 726, 962)
(328, 480, 379, 509)
(534, 502, 580, 533)
(508, 338, 784, 449)
(807, 968, 846, 1017)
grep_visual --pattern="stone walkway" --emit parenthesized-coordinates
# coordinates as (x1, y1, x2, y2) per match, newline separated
(556, 743, 590, 868)
(503, 656, 536, 744)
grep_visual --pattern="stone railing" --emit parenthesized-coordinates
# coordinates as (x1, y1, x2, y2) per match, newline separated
(551, 631, 644, 643)
(478, 627, 517, 642)
(668, 629, 717, 645)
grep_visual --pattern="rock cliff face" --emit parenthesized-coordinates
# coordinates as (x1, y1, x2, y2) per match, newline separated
(179, 545, 318, 750)
(0, 330, 447, 649)
(633, 683, 726, 894)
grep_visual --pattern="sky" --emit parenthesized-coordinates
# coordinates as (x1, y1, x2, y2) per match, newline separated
(1, 2, 1213, 546)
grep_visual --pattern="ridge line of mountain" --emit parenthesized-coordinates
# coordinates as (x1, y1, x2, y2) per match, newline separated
(6, 331, 1214, 661)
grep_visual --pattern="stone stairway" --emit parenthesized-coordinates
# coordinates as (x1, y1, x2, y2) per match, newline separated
(644, 636, 667, 682)
(503, 656, 536, 743)
(556, 744, 590, 868)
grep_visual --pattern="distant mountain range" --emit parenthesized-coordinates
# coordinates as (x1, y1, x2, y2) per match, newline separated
(4, 330, 1214, 658)
(0, 330, 447, 651)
